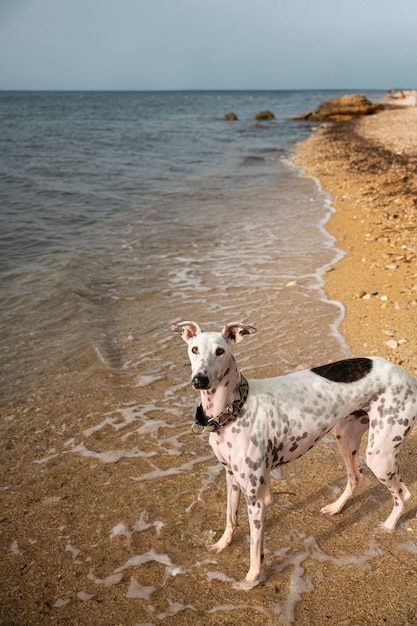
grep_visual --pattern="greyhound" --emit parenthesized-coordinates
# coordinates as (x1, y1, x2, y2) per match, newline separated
(171, 321, 417, 590)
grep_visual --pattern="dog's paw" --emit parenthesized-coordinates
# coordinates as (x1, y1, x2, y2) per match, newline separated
(374, 521, 395, 534)
(207, 542, 226, 555)
(232, 570, 266, 591)
(207, 529, 234, 554)
(320, 501, 343, 517)
(232, 578, 260, 591)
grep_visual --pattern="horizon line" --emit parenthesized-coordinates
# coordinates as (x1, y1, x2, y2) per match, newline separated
(0, 86, 397, 93)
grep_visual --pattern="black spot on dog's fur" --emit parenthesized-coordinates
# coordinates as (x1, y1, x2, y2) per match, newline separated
(311, 358, 373, 383)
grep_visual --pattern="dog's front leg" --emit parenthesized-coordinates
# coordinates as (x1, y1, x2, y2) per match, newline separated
(208, 469, 241, 554)
(233, 492, 270, 591)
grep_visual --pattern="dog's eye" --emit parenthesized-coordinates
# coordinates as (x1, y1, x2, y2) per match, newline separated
(191, 346, 199, 354)
(215, 347, 225, 356)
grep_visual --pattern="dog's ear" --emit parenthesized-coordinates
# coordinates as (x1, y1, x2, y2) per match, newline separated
(222, 322, 257, 344)
(171, 321, 202, 343)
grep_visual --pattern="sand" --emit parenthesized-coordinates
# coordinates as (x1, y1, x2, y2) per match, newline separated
(295, 106, 417, 371)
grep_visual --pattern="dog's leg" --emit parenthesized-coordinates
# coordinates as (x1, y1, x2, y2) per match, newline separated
(208, 470, 241, 554)
(366, 435, 412, 532)
(364, 392, 417, 531)
(321, 412, 369, 517)
(233, 488, 271, 591)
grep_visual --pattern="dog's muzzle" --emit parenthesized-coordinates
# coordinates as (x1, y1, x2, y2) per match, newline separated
(191, 374, 210, 390)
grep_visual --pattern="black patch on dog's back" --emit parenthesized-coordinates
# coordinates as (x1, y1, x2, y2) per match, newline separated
(311, 358, 373, 383)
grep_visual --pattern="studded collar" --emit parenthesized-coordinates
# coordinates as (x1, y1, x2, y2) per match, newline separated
(192, 375, 249, 434)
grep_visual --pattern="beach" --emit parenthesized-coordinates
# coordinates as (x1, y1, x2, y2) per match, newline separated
(2, 93, 417, 625)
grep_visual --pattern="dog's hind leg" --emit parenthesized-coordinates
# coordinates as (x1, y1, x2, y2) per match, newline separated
(365, 393, 417, 531)
(321, 411, 369, 517)
(366, 434, 412, 532)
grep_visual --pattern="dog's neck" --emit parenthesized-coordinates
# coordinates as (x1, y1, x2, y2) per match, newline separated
(200, 355, 241, 419)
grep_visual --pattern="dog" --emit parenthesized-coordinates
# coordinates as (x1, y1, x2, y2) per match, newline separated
(171, 321, 417, 590)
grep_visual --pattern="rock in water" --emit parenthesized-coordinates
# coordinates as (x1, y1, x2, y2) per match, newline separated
(254, 110, 275, 120)
(223, 112, 238, 120)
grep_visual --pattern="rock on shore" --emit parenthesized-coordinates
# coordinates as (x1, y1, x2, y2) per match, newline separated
(293, 93, 383, 121)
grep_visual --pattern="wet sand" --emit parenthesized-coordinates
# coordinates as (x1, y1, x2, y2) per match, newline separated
(2, 107, 417, 625)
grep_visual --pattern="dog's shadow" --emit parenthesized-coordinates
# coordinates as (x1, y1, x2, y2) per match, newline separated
(267, 468, 417, 547)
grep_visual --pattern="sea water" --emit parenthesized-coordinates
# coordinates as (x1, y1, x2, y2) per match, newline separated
(1, 89, 387, 405)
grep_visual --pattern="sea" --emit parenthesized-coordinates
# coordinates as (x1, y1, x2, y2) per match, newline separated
(1, 89, 388, 408)
(1, 90, 396, 622)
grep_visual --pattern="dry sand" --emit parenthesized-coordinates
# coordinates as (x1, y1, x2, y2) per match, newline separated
(295, 106, 417, 371)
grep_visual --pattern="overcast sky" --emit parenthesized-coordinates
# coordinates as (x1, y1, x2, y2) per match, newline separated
(1, 0, 416, 91)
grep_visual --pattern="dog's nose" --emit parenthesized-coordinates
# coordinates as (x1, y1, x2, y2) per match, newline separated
(192, 374, 210, 389)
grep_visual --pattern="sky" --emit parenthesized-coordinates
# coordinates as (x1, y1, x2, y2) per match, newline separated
(0, 0, 416, 91)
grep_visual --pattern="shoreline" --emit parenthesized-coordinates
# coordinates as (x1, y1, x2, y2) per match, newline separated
(295, 106, 417, 374)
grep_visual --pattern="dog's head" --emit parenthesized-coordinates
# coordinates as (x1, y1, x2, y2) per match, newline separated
(171, 321, 256, 390)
